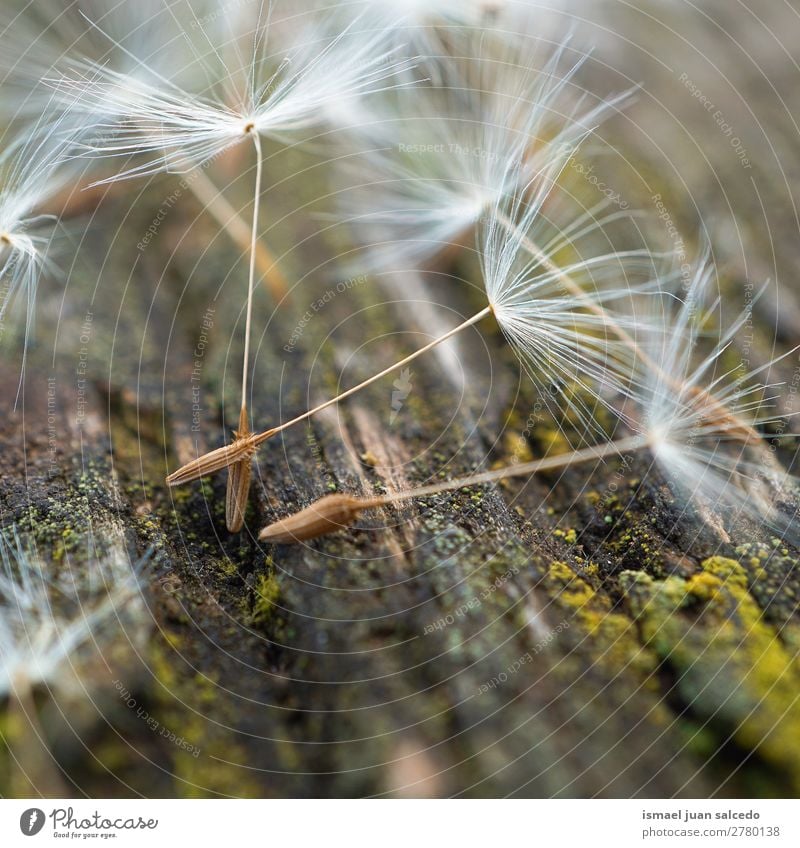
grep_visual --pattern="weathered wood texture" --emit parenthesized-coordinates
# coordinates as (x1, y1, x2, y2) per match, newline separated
(2, 0, 800, 797)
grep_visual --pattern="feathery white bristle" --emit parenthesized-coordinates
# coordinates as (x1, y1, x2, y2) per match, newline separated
(336, 32, 632, 273)
(45, 6, 417, 184)
(481, 179, 666, 440)
(355, 0, 513, 71)
(0, 0, 217, 126)
(632, 258, 800, 539)
(0, 528, 148, 699)
(0, 105, 78, 346)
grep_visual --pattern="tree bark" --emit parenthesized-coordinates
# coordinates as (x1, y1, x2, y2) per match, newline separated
(2, 0, 800, 798)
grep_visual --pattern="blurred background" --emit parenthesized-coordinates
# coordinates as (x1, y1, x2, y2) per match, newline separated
(1, 0, 799, 799)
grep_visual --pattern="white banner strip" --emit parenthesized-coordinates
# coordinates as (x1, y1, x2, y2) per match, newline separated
(1, 799, 797, 847)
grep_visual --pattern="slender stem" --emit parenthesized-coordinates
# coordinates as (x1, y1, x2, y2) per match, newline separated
(258, 433, 653, 543)
(240, 131, 263, 422)
(369, 433, 648, 505)
(168, 304, 495, 485)
(251, 304, 494, 446)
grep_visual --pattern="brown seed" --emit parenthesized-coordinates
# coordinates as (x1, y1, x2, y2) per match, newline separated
(258, 494, 381, 544)
(226, 458, 252, 532)
(225, 406, 253, 532)
(165, 436, 256, 486)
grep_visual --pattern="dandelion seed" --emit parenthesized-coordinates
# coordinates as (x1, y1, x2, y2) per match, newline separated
(226, 405, 255, 533)
(337, 33, 628, 272)
(48, 7, 417, 182)
(258, 436, 648, 543)
(49, 5, 416, 530)
(631, 260, 800, 536)
(0, 528, 148, 700)
(257, 260, 800, 544)
(0, 107, 78, 384)
(167, 36, 664, 493)
(256, 348, 798, 546)
(259, 492, 383, 544)
(168, 128, 663, 487)
(0, 1, 289, 295)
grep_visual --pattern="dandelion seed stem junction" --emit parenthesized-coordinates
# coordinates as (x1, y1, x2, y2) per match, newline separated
(166, 305, 494, 487)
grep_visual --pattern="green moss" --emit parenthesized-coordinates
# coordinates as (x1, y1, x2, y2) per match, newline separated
(251, 571, 281, 626)
(621, 561, 800, 791)
(215, 557, 240, 578)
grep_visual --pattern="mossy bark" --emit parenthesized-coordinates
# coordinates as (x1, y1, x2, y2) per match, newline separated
(2, 1, 800, 797)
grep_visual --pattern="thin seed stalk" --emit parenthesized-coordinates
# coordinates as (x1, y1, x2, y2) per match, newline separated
(224, 129, 263, 532)
(241, 130, 263, 413)
(167, 304, 494, 486)
(167, 210, 757, 493)
(258, 434, 649, 543)
(186, 165, 289, 302)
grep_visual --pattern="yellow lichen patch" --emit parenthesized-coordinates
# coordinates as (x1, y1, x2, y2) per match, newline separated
(685, 572, 724, 603)
(535, 424, 572, 456)
(622, 563, 800, 792)
(502, 430, 534, 464)
(553, 527, 577, 545)
(149, 640, 261, 798)
(545, 562, 658, 679)
(701, 556, 749, 589)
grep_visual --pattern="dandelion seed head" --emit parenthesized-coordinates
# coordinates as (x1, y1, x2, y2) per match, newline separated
(47, 5, 417, 184)
(0, 106, 80, 347)
(628, 255, 800, 543)
(338, 32, 632, 275)
(0, 528, 149, 699)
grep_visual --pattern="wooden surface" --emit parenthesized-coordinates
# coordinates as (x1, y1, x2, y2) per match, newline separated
(2, 0, 800, 798)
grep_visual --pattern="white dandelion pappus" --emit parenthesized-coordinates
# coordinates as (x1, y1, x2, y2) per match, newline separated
(0, 529, 148, 700)
(6, 0, 293, 301)
(337, 33, 632, 273)
(257, 257, 800, 546)
(0, 0, 215, 125)
(632, 260, 800, 539)
(167, 37, 662, 487)
(48, 4, 417, 183)
(478, 174, 667, 440)
(361, 0, 511, 68)
(0, 108, 78, 350)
